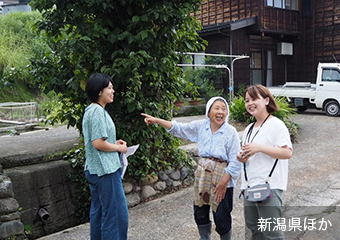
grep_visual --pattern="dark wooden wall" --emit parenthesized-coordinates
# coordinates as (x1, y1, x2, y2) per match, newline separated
(300, 1, 340, 82)
(195, 0, 300, 33)
(262, 7, 300, 33)
(196, 0, 258, 25)
(195, 1, 340, 85)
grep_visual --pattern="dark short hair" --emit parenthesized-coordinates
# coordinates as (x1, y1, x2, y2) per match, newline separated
(243, 85, 279, 115)
(85, 73, 114, 103)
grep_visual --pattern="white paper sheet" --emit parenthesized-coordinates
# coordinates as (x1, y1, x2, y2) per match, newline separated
(120, 144, 139, 179)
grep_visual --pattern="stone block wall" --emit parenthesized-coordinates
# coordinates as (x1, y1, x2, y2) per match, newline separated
(124, 143, 199, 207)
(0, 175, 24, 239)
(124, 166, 194, 207)
(3, 160, 78, 239)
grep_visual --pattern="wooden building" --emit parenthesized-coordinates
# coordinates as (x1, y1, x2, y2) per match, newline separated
(193, 0, 340, 89)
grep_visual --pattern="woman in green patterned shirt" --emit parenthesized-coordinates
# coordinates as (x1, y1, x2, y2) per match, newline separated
(82, 73, 128, 240)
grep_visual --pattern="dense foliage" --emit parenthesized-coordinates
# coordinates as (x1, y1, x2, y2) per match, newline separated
(63, 145, 91, 223)
(181, 55, 226, 101)
(0, 11, 50, 102)
(29, 0, 206, 180)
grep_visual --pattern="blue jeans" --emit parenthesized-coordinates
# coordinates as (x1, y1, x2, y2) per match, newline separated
(85, 170, 128, 240)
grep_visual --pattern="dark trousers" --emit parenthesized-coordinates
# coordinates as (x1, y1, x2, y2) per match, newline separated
(194, 187, 233, 235)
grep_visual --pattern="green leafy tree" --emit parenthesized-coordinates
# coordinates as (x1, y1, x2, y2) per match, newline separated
(30, 0, 206, 180)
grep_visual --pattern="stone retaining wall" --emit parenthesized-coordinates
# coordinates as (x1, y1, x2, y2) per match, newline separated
(0, 174, 24, 239)
(3, 160, 78, 240)
(123, 143, 199, 208)
(124, 166, 194, 207)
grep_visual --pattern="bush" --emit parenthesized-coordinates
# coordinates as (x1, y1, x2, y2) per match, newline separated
(64, 146, 91, 224)
(229, 96, 254, 124)
(182, 67, 224, 101)
(30, 0, 206, 182)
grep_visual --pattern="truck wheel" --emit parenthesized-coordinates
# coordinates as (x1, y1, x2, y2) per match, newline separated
(324, 101, 340, 116)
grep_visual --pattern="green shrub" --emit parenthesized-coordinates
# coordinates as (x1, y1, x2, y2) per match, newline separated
(229, 96, 255, 124)
(181, 53, 228, 101)
(235, 83, 247, 96)
(182, 68, 224, 101)
(64, 145, 91, 224)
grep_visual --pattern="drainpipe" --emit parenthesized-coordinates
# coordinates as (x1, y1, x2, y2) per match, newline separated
(38, 208, 50, 222)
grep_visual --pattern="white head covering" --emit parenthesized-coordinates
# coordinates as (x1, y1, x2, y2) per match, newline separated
(205, 96, 229, 122)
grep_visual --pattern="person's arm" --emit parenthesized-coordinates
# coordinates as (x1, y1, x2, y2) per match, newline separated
(248, 144, 291, 159)
(141, 113, 173, 129)
(92, 138, 127, 154)
(214, 127, 241, 202)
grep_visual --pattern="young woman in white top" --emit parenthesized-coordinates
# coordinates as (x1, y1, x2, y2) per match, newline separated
(237, 85, 292, 240)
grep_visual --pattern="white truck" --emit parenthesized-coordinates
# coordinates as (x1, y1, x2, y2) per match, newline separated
(268, 63, 340, 116)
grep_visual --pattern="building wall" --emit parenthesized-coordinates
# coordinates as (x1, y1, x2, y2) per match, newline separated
(196, 0, 300, 33)
(195, 0, 304, 86)
(195, 0, 259, 25)
(301, 1, 340, 82)
(1, 3, 31, 15)
(194, 0, 340, 86)
(202, 29, 252, 91)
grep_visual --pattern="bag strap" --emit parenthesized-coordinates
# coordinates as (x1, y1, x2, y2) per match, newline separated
(268, 159, 279, 178)
(242, 114, 278, 187)
(244, 159, 278, 187)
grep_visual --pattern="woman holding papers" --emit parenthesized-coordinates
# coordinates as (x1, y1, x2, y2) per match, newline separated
(141, 96, 241, 240)
(82, 73, 128, 240)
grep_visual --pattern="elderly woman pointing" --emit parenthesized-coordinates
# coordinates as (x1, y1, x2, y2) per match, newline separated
(141, 97, 241, 240)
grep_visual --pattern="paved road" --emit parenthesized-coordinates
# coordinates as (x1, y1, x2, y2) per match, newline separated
(26, 111, 340, 239)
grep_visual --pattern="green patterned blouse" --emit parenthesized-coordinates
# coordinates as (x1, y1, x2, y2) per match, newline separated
(82, 104, 121, 176)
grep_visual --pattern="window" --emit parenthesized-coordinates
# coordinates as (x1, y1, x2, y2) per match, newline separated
(266, 51, 273, 86)
(251, 50, 273, 86)
(251, 52, 262, 85)
(266, 0, 299, 10)
(274, 0, 282, 8)
(322, 69, 340, 82)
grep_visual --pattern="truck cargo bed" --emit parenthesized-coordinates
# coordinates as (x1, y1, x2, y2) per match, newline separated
(268, 83, 316, 99)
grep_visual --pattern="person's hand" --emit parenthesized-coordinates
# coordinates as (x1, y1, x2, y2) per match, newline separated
(117, 139, 127, 154)
(242, 143, 261, 157)
(237, 150, 250, 163)
(116, 139, 127, 145)
(213, 182, 227, 203)
(141, 113, 157, 125)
